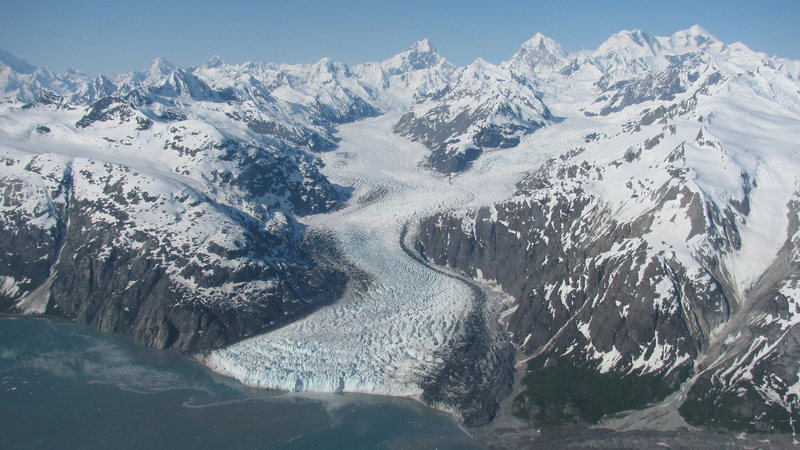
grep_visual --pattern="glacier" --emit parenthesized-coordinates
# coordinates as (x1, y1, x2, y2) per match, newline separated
(205, 113, 490, 396)
(203, 106, 593, 404)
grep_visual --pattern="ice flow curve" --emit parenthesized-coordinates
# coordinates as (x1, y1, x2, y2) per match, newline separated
(204, 114, 484, 396)
(202, 107, 579, 399)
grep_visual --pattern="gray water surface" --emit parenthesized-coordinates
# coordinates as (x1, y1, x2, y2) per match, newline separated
(0, 315, 482, 449)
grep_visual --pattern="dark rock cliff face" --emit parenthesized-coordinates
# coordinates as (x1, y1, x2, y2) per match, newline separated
(414, 127, 800, 430)
(42, 200, 346, 353)
(394, 105, 542, 174)
(679, 201, 800, 433)
(75, 96, 152, 130)
(393, 105, 485, 173)
(415, 165, 729, 423)
(590, 66, 725, 118)
(0, 143, 348, 354)
(393, 62, 551, 174)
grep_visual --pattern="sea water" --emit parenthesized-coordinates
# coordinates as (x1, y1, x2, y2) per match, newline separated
(0, 315, 482, 449)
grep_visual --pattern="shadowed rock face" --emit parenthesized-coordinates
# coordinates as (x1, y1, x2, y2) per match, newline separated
(399, 224, 515, 426)
(680, 201, 800, 433)
(393, 105, 487, 173)
(415, 168, 729, 422)
(393, 61, 551, 174)
(590, 64, 724, 117)
(394, 104, 543, 174)
(46, 202, 345, 353)
(415, 130, 800, 430)
(0, 133, 350, 354)
(75, 96, 152, 130)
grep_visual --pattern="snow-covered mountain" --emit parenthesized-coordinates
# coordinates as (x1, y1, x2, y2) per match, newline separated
(416, 27, 800, 432)
(394, 58, 553, 172)
(1, 25, 799, 434)
(352, 39, 454, 109)
(506, 32, 569, 73)
(0, 88, 350, 352)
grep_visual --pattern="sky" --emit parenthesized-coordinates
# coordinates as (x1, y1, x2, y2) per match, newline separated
(0, 0, 798, 76)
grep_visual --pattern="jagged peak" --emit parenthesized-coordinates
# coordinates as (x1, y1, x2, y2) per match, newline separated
(150, 56, 173, 68)
(409, 38, 434, 53)
(685, 24, 715, 38)
(0, 48, 37, 74)
(312, 56, 346, 71)
(399, 38, 445, 59)
(468, 57, 493, 69)
(520, 32, 565, 55)
(204, 55, 225, 68)
(463, 57, 504, 79)
(669, 25, 719, 50)
(382, 38, 449, 73)
(307, 56, 352, 81)
(724, 41, 755, 55)
(596, 29, 664, 55)
(509, 32, 568, 70)
(148, 57, 176, 77)
(63, 67, 87, 77)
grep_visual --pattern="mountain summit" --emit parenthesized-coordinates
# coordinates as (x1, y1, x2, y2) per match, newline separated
(0, 48, 37, 74)
(668, 24, 720, 50)
(508, 32, 568, 70)
(382, 38, 451, 74)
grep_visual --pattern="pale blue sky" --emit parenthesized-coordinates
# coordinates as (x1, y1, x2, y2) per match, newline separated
(1, 0, 797, 75)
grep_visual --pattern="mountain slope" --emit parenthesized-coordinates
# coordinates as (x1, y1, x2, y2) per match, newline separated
(0, 41, 459, 354)
(394, 58, 553, 173)
(415, 27, 800, 430)
(0, 75, 351, 352)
